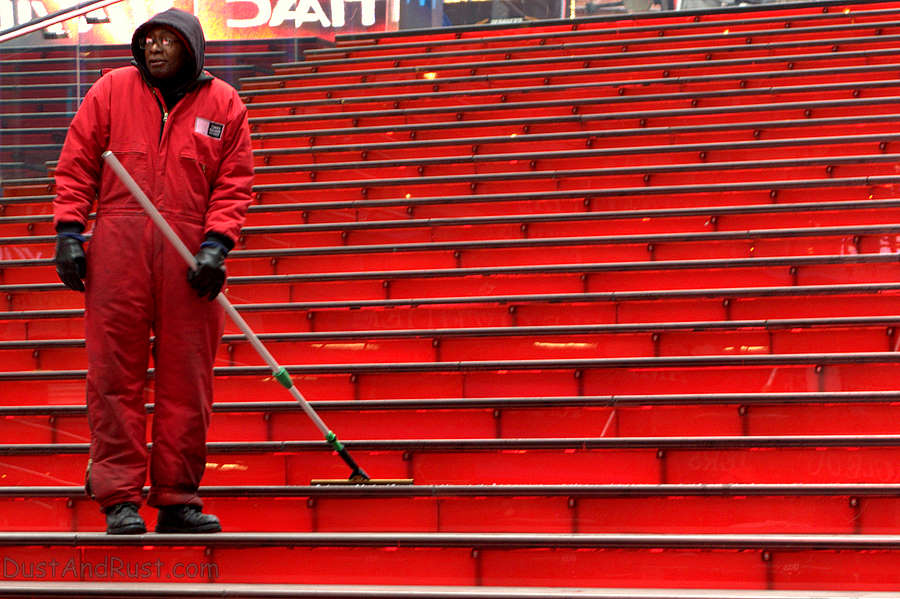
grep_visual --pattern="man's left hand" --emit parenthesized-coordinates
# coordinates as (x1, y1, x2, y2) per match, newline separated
(188, 240, 227, 301)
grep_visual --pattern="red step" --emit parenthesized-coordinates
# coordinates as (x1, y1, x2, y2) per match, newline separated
(3, 530, 900, 588)
(240, 78, 900, 119)
(1, 391, 900, 444)
(1, 433, 900, 485)
(8, 222, 900, 282)
(2, 316, 898, 369)
(316, 4, 900, 57)
(251, 119, 900, 161)
(0, 482, 897, 534)
(247, 47, 900, 93)
(248, 153, 898, 186)
(285, 35, 900, 80)
(5, 350, 900, 402)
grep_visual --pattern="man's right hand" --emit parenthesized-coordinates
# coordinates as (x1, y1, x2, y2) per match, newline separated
(54, 226, 87, 292)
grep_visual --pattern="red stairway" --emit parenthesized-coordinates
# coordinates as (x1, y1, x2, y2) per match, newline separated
(4, 1, 900, 595)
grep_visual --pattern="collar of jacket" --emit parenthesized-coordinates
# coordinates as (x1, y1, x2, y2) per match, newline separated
(131, 59, 214, 107)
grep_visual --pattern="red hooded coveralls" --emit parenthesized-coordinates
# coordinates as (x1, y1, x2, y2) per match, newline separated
(52, 11, 253, 510)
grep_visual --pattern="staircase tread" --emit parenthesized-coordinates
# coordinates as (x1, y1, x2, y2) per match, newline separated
(6, 580, 893, 598)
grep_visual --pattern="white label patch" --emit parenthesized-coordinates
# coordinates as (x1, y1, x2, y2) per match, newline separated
(194, 117, 224, 140)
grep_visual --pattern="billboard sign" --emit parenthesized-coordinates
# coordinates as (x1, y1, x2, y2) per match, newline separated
(0, 0, 389, 44)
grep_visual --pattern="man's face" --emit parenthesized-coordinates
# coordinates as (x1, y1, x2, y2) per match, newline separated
(143, 26, 187, 80)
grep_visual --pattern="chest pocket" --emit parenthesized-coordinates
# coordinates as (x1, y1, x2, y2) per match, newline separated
(185, 116, 225, 185)
(178, 151, 216, 213)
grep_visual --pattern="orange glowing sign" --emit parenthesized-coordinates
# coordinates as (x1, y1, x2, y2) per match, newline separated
(3, 0, 389, 44)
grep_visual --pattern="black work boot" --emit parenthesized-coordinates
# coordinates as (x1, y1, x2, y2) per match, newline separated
(155, 504, 222, 533)
(105, 502, 146, 535)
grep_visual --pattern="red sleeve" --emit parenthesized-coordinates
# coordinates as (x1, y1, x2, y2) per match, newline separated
(52, 73, 111, 230)
(204, 88, 253, 244)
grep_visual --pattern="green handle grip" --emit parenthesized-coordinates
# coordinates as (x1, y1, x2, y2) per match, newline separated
(326, 431, 344, 452)
(273, 367, 293, 389)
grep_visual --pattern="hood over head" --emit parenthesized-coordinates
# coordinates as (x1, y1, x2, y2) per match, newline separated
(131, 8, 206, 86)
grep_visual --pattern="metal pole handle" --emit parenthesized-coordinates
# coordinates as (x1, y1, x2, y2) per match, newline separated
(100, 150, 341, 444)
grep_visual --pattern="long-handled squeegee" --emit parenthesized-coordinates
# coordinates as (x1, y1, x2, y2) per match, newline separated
(102, 150, 412, 486)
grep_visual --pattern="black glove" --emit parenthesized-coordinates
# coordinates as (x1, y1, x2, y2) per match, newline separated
(188, 234, 230, 301)
(54, 223, 87, 292)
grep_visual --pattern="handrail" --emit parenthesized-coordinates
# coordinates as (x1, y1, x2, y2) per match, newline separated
(0, 0, 126, 44)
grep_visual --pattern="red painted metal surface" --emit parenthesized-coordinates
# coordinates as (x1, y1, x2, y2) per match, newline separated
(10, 1, 900, 591)
(0, 537, 899, 589)
(247, 59, 900, 97)
(1, 492, 897, 534)
(477, 547, 767, 589)
(328, 3, 892, 42)
(213, 546, 476, 585)
(5, 441, 900, 487)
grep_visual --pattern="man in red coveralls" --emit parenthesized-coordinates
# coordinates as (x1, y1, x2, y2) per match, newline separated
(52, 8, 253, 534)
